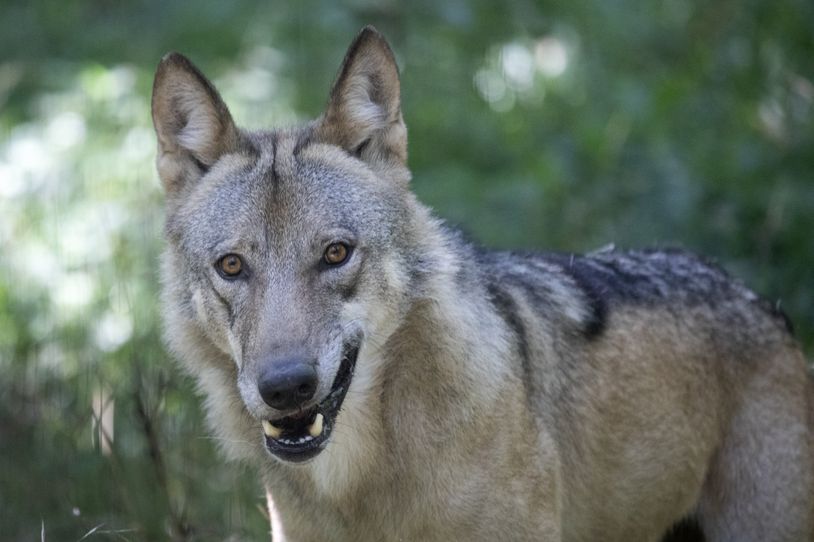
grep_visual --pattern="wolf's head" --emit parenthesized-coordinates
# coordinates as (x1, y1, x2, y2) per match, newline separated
(152, 28, 432, 466)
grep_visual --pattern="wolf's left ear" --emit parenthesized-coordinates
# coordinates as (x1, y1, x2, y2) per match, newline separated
(151, 52, 241, 196)
(318, 26, 408, 180)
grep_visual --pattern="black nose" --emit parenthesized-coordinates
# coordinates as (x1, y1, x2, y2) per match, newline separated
(258, 357, 318, 410)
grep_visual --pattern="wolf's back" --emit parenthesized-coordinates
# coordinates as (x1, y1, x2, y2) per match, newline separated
(476, 246, 793, 347)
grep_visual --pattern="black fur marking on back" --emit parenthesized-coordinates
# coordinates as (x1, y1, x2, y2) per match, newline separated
(541, 251, 666, 303)
(472, 238, 795, 343)
(484, 279, 534, 403)
(660, 517, 706, 542)
(474, 246, 609, 340)
(545, 255, 609, 338)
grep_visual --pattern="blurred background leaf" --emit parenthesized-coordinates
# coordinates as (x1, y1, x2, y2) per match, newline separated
(1, 0, 812, 540)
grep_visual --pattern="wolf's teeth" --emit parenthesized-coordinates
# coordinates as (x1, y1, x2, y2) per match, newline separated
(262, 420, 282, 439)
(308, 413, 324, 437)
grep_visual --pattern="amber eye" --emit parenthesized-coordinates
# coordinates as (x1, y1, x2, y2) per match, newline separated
(217, 254, 244, 278)
(323, 243, 350, 266)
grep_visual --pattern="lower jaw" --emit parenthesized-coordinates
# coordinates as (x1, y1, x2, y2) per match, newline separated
(264, 438, 325, 463)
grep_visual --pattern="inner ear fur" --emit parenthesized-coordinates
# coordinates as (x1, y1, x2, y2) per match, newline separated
(317, 26, 408, 175)
(151, 52, 241, 195)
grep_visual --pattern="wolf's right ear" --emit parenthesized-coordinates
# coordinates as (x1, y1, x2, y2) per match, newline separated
(151, 53, 241, 195)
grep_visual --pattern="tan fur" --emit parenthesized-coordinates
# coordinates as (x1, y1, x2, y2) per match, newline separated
(152, 26, 814, 541)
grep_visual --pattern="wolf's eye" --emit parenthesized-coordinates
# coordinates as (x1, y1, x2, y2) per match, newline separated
(323, 243, 350, 266)
(217, 254, 244, 278)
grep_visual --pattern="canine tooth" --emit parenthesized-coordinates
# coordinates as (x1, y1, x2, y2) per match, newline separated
(262, 420, 282, 439)
(308, 413, 324, 437)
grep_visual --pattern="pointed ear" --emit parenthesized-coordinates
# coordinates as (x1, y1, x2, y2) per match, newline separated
(318, 27, 408, 175)
(151, 52, 241, 195)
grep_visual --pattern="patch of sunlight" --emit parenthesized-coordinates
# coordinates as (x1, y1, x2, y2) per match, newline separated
(534, 37, 568, 78)
(80, 64, 137, 103)
(94, 310, 133, 352)
(121, 126, 154, 163)
(59, 202, 128, 266)
(0, 110, 87, 200)
(245, 45, 285, 72)
(45, 111, 86, 150)
(17, 239, 61, 287)
(2, 126, 53, 195)
(53, 271, 94, 313)
(0, 162, 24, 198)
(474, 34, 574, 113)
(758, 98, 786, 141)
(474, 68, 514, 112)
(220, 45, 298, 127)
(501, 42, 535, 91)
(230, 67, 276, 102)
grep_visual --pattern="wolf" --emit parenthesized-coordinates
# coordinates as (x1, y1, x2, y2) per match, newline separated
(151, 26, 814, 541)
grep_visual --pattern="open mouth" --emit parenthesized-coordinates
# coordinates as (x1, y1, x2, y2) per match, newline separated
(261, 341, 360, 463)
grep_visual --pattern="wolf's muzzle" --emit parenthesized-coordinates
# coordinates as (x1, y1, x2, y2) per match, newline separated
(261, 340, 360, 463)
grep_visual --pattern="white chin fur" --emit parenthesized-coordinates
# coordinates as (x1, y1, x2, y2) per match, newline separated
(308, 344, 381, 499)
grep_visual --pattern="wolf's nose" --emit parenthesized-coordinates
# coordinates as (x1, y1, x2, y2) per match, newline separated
(258, 358, 318, 410)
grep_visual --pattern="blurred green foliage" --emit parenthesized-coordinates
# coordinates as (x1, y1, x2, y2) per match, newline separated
(1, 0, 812, 540)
